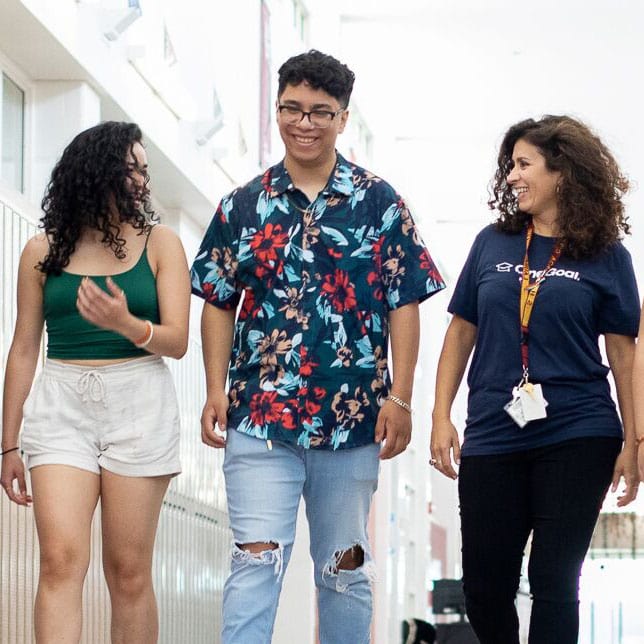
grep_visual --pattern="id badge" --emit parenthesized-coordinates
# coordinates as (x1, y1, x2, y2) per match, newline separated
(504, 389, 528, 428)
(518, 383, 548, 421)
(505, 383, 548, 428)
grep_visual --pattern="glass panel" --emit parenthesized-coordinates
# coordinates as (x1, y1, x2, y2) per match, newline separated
(1, 73, 25, 193)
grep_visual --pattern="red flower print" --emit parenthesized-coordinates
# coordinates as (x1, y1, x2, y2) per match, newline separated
(300, 347, 319, 377)
(419, 248, 441, 282)
(239, 288, 257, 320)
(305, 398, 321, 416)
(298, 385, 326, 426)
(419, 248, 433, 270)
(260, 169, 271, 191)
(366, 271, 384, 301)
(202, 281, 214, 298)
(281, 407, 296, 430)
(321, 269, 357, 313)
(249, 391, 285, 427)
(249, 223, 289, 265)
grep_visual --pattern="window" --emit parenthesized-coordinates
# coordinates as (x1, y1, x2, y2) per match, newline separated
(291, 0, 308, 41)
(1, 73, 25, 193)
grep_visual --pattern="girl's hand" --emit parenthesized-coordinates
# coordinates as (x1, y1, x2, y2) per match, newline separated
(0, 451, 32, 506)
(76, 276, 131, 333)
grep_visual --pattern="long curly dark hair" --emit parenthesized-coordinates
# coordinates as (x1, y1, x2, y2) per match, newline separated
(489, 115, 630, 259)
(38, 121, 157, 274)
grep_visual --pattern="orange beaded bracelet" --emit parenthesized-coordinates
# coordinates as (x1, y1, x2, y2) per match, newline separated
(133, 320, 154, 348)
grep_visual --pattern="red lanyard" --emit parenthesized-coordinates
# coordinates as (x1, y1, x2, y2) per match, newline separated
(519, 224, 562, 378)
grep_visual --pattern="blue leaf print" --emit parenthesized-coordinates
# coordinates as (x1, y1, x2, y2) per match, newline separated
(320, 225, 349, 246)
(331, 428, 350, 449)
(350, 188, 366, 209)
(381, 203, 400, 231)
(284, 264, 301, 283)
(256, 192, 274, 225)
(333, 323, 347, 349)
(221, 194, 235, 222)
(333, 163, 354, 193)
(355, 336, 375, 368)
(191, 271, 203, 290)
(350, 244, 373, 259)
(284, 223, 301, 258)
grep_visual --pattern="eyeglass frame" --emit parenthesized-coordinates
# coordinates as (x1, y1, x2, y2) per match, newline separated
(277, 104, 346, 128)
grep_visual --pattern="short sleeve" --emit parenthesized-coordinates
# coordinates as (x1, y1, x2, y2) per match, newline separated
(597, 244, 640, 336)
(379, 194, 445, 309)
(448, 232, 483, 326)
(190, 192, 242, 310)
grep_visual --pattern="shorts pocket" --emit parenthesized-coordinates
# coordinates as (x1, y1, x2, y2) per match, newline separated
(22, 374, 46, 423)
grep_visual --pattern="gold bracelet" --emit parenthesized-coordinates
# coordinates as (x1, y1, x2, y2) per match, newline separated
(386, 394, 412, 414)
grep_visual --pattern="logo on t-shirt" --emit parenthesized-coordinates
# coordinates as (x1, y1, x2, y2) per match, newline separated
(495, 262, 581, 282)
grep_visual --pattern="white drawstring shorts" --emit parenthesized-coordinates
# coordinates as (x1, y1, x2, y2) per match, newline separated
(21, 355, 181, 477)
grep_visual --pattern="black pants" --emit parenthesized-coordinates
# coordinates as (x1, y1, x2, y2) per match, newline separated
(458, 437, 621, 644)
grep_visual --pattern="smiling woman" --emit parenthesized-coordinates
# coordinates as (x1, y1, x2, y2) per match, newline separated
(431, 115, 640, 644)
(489, 115, 630, 258)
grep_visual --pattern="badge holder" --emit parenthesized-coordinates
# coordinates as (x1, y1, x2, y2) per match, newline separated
(505, 368, 548, 428)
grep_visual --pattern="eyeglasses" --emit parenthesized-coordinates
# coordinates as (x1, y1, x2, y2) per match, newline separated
(277, 105, 345, 129)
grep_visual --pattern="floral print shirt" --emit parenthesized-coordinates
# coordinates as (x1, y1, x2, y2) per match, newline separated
(191, 153, 445, 450)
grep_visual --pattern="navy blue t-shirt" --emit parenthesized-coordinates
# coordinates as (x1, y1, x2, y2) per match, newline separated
(449, 225, 640, 456)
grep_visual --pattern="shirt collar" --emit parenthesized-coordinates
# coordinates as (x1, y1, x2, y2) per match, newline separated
(266, 152, 356, 199)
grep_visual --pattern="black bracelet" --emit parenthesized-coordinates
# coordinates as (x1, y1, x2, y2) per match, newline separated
(1, 447, 19, 456)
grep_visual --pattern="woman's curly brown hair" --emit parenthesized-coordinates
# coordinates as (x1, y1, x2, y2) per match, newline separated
(38, 121, 157, 274)
(488, 115, 630, 259)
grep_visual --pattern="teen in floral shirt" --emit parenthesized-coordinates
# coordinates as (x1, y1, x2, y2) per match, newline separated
(192, 153, 443, 449)
(191, 50, 444, 644)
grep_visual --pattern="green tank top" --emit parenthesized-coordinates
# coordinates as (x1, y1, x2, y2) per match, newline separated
(43, 246, 160, 359)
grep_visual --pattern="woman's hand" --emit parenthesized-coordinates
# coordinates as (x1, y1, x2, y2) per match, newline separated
(611, 444, 639, 507)
(0, 451, 32, 506)
(430, 417, 461, 480)
(76, 276, 131, 333)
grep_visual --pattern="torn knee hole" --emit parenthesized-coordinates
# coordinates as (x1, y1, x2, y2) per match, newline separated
(232, 541, 284, 579)
(236, 541, 278, 555)
(334, 545, 364, 571)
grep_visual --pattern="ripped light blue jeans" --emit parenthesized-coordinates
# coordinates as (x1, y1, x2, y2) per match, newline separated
(222, 429, 380, 644)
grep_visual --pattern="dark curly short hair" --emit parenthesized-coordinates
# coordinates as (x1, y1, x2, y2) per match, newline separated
(38, 121, 156, 275)
(278, 50, 355, 107)
(489, 115, 630, 259)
